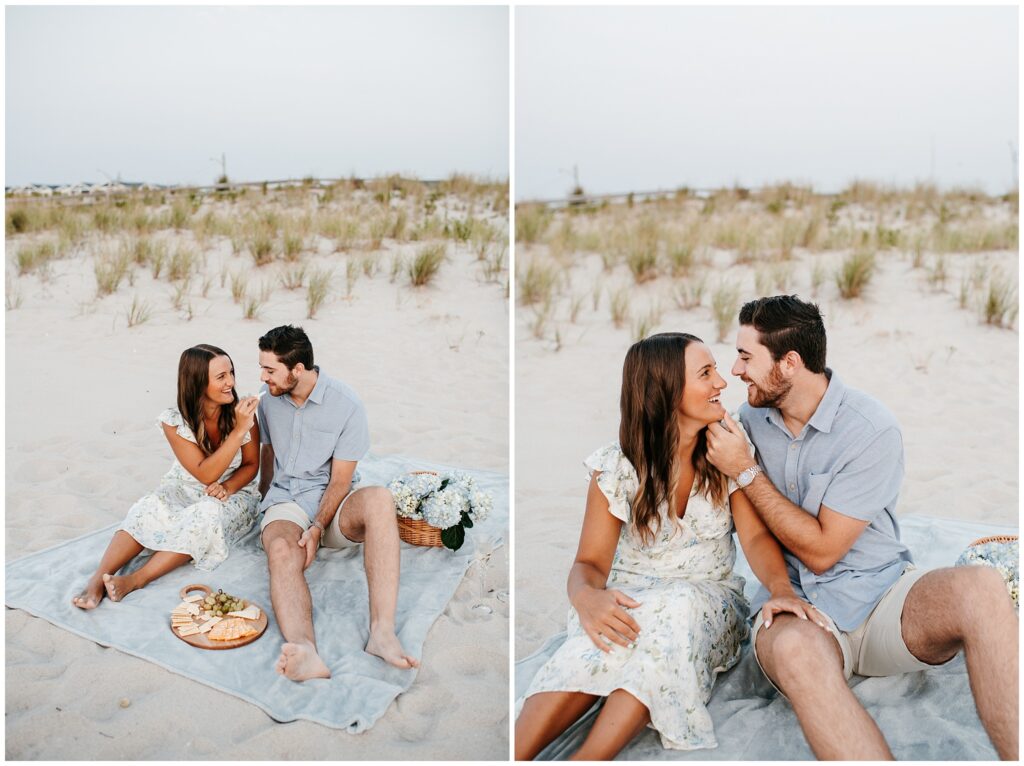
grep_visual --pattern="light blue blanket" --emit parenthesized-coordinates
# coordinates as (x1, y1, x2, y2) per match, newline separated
(5, 453, 507, 732)
(516, 515, 1017, 760)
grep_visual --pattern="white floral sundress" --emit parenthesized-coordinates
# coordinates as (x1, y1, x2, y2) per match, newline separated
(523, 439, 752, 751)
(119, 408, 260, 571)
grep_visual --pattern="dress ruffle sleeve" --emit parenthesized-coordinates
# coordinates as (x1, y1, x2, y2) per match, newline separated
(583, 442, 637, 523)
(156, 407, 252, 446)
(726, 412, 757, 496)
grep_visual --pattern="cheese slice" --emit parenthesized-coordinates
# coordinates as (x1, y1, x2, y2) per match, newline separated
(226, 605, 261, 621)
(183, 593, 205, 603)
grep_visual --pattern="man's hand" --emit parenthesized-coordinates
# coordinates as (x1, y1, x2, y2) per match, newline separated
(297, 525, 322, 570)
(706, 411, 756, 479)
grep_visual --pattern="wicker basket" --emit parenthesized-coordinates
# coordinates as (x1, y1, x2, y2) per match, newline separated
(968, 535, 1018, 547)
(396, 471, 445, 547)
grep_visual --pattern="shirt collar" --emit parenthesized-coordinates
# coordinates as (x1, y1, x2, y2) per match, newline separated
(763, 368, 842, 435)
(306, 366, 326, 405)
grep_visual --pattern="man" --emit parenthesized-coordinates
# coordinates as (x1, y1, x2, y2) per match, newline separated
(256, 325, 418, 681)
(706, 295, 1017, 760)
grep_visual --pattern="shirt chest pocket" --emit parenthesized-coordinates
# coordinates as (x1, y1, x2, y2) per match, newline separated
(297, 430, 338, 473)
(802, 472, 832, 515)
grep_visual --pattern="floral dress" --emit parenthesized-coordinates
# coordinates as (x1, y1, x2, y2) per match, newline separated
(119, 408, 260, 571)
(523, 438, 752, 751)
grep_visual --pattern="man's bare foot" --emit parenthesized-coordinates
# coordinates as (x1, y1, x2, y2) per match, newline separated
(72, 576, 106, 610)
(366, 629, 419, 669)
(102, 573, 140, 602)
(275, 642, 331, 681)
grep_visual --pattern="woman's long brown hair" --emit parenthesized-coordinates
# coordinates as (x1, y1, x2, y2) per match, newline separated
(177, 344, 237, 456)
(619, 332, 728, 545)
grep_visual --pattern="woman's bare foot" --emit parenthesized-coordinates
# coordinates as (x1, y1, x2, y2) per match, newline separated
(366, 629, 419, 669)
(71, 576, 106, 610)
(102, 572, 140, 602)
(275, 642, 331, 681)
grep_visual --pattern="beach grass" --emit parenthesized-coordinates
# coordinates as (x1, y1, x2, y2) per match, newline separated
(306, 268, 332, 318)
(835, 249, 876, 299)
(408, 243, 446, 286)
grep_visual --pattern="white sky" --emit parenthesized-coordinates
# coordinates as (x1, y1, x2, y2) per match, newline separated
(5, 6, 509, 186)
(516, 6, 1018, 200)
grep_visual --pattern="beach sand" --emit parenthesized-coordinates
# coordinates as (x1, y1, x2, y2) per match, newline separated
(5, 187, 510, 759)
(515, 195, 1018, 659)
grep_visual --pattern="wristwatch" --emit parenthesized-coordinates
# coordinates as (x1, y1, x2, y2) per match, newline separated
(736, 464, 763, 488)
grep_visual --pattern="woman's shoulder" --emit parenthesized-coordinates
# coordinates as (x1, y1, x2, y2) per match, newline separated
(157, 407, 197, 443)
(583, 441, 635, 477)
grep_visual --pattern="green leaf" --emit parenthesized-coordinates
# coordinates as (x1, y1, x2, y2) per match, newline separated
(460, 511, 474, 529)
(439, 478, 450, 491)
(440, 524, 465, 551)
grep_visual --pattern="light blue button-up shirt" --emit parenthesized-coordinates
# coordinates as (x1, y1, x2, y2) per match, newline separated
(258, 368, 370, 520)
(740, 370, 913, 631)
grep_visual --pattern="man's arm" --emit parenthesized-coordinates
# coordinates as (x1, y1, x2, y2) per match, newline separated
(739, 475, 867, 575)
(258, 444, 275, 500)
(707, 411, 869, 576)
(297, 458, 358, 569)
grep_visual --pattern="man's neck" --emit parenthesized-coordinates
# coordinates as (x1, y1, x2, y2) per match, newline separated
(288, 368, 319, 408)
(778, 372, 830, 437)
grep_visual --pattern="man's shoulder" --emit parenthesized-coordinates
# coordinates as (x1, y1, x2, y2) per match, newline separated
(737, 402, 770, 430)
(317, 373, 366, 413)
(836, 384, 901, 435)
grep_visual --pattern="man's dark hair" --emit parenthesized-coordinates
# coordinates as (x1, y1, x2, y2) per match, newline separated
(258, 325, 314, 371)
(739, 295, 827, 374)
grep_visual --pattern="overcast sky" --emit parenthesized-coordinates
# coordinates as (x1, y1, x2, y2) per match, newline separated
(6, 6, 508, 186)
(516, 6, 1018, 200)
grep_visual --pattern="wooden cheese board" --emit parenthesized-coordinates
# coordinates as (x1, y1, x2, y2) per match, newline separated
(169, 583, 268, 650)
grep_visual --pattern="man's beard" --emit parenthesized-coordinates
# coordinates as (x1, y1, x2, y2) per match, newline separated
(272, 371, 299, 395)
(747, 363, 791, 408)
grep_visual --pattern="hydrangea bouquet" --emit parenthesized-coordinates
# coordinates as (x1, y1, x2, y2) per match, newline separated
(955, 537, 1019, 609)
(388, 471, 493, 551)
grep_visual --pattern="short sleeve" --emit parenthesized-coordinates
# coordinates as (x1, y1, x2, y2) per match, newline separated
(157, 407, 197, 444)
(583, 442, 637, 523)
(726, 412, 758, 495)
(821, 427, 904, 523)
(333, 402, 371, 461)
(257, 392, 272, 445)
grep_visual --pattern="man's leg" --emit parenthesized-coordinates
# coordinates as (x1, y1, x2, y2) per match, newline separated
(900, 566, 1018, 760)
(338, 486, 418, 669)
(263, 519, 330, 681)
(755, 614, 893, 759)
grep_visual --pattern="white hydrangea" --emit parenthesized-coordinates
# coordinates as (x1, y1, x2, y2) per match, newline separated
(389, 480, 422, 518)
(421, 485, 467, 529)
(469, 489, 492, 523)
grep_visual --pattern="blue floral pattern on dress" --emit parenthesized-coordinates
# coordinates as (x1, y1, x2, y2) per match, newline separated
(523, 432, 753, 751)
(119, 408, 260, 571)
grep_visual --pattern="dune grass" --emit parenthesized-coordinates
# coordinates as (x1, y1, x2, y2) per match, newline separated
(710, 280, 741, 342)
(125, 296, 152, 327)
(408, 243, 446, 287)
(306, 268, 332, 318)
(980, 271, 1018, 327)
(835, 249, 876, 299)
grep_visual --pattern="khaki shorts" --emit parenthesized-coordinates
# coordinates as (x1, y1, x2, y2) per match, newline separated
(752, 566, 955, 696)
(259, 492, 361, 550)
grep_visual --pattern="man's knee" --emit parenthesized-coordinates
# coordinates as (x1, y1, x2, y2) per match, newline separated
(354, 486, 396, 525)
(757, 617, 842, 687)
(956, 565, 1015, 615)
(263, 525, 303, 568)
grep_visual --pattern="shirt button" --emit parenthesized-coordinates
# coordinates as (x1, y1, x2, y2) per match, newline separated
(791, 444, 797, 450)
(811, 591, 819, 599)
(789, 483, 795, 490)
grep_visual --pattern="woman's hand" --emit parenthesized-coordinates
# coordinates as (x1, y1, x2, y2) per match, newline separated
(233, 396, 259, 436)
(761, 593, 828, 630)
(572, 586, 642, 652)
(205, 482, 230, 501)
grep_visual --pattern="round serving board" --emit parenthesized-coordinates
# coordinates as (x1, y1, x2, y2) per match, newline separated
(170, 584, 268, 650)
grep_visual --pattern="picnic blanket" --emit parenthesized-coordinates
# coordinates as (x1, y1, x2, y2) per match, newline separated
(5, 453, 507, 732)
(515, 515, 1017, 760)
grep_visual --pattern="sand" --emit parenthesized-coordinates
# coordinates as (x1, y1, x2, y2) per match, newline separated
(4, 189, 510, 759)
(515, 198, 1019, 659)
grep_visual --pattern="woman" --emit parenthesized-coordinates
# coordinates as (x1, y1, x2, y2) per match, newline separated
(515, 332, 820, 760)
(72, 344, 261, 609)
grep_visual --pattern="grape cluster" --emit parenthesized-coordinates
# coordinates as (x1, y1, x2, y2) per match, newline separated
(202, 589, 247, 617)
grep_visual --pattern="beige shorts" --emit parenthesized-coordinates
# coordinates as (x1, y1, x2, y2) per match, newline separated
(752, 566, 954, 696)
(259, 493, 361, 550)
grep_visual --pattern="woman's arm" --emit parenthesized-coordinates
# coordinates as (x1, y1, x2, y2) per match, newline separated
(567, 474, 642, 652)
(218, 421, 260, 495)
(731, 487, 825, 627)
(162, 397, 258, 485)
